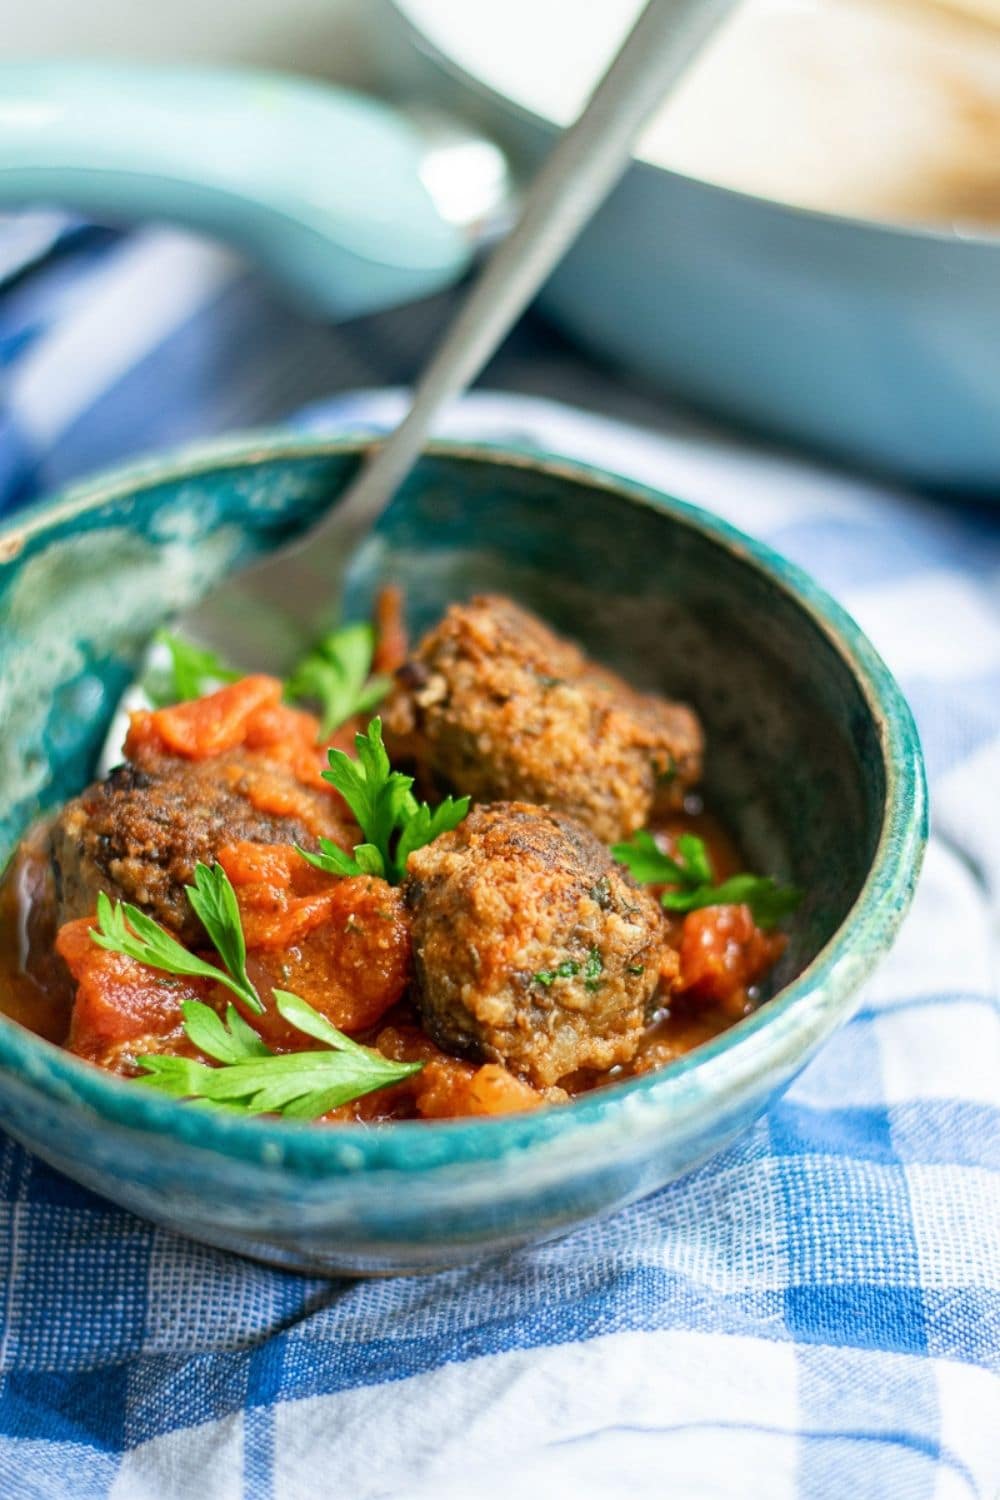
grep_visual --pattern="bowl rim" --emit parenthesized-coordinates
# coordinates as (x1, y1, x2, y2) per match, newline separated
(0, 431, 927, 1174)
(386, 0, 1000, 251)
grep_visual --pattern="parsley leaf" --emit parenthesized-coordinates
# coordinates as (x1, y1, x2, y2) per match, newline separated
(180, 1000, 271, 1064)
(308, 718, 468, 883)
(297, 838, 387, 879)
(91, 865, 265, 1015)
(268, 988, 370, 1055)
(611, 830, 801, 930)
(131, 1054, 223, 1101)
(145, 631, 240, 707)
(673, 833, 713, 885)
(184, 862, 258, 1008)
(285, 622, 392, 738)
(323, 718, 415, 866)
(395, 795, 471, 873)
(135, 990, 421, 1119)
(610, 828, 710, 887)
(661, 874, 802, 927)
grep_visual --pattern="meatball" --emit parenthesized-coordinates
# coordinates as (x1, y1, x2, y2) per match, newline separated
(383, 595, 703, 843)
(404, 801, 675, 1087)
(49, 750, 352, 942)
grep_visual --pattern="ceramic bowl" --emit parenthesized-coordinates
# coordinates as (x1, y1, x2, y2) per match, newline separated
(0, 435, 926, 1274)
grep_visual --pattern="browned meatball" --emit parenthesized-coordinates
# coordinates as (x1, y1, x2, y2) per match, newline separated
(50, 750, 351, 942)
(404, 801, 675, 1087)
(384, 595, 702, 843)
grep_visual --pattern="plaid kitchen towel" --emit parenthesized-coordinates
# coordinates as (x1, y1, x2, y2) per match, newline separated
(0, 218, 998, 1500)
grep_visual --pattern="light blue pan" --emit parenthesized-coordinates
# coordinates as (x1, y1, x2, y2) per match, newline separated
(383, 0, 1000, 494)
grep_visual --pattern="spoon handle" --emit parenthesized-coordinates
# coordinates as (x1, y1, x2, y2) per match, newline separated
(332, 0, 738, 538)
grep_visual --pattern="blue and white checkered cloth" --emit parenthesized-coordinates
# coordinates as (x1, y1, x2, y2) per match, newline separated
(0, 217, 997, 1500)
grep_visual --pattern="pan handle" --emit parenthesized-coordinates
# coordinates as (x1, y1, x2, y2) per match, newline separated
(0, 62, 481, 318)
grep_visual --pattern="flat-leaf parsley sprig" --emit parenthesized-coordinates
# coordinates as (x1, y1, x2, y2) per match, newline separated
(92, 862, 265, 1015)
(285, 622, 392, 738)
(91, 865, 422, 1115)
(135, 991, 421, 1119)
(611, 829, 801, 929)
(297, 717, 468, 885)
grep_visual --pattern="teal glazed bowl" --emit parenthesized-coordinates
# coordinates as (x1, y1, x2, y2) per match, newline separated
(0, 436, 926, 1274)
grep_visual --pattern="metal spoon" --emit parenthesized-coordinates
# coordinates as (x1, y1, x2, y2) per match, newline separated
(176, 0, 739, 673)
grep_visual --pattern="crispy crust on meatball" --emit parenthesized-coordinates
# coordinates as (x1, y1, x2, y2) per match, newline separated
(49, 751, 352, 942)
(404, 801, 675, 1087)
(383, 595, 702, 843)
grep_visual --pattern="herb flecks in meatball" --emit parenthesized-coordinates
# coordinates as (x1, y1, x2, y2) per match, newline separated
(383, 595, 702, 843)
(404, 801, 675, 1087)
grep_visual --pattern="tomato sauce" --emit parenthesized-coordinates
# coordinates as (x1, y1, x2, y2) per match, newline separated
(0, 797, 782, 1120)
(0, 592, 787, 1121)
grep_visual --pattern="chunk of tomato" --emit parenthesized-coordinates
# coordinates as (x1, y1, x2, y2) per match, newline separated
(56, 916, 217, 1072)
(678, 904, 785, 1018)
(218, 843, 412, 1044)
